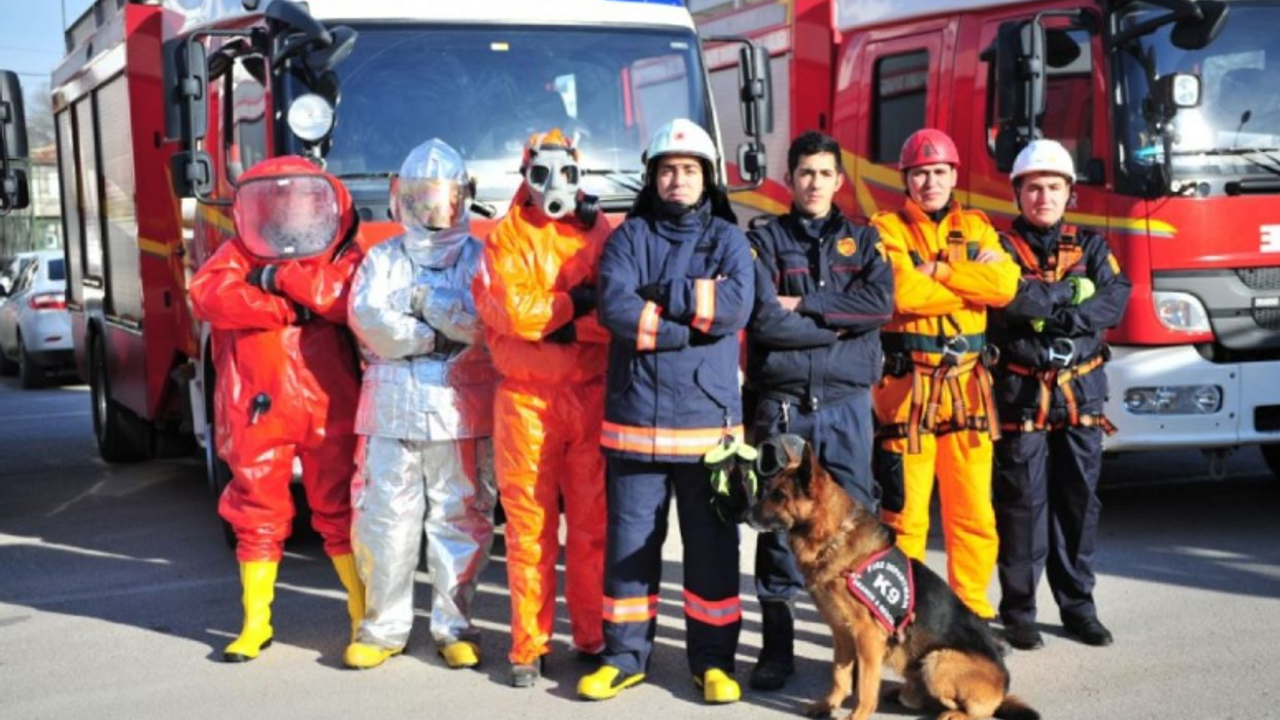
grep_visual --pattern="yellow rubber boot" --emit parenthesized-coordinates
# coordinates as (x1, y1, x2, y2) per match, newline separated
(343, 642, 402, 670)
(224, 561, 278, 662)
(438, 640, 481, 669)
(696, 668, 741, 704)
(330, 553, 365, 642)
(578, 665, 645, 701)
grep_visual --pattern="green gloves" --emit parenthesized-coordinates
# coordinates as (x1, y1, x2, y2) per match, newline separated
(1067, 276, 1096, 305)
(704, 437, 760, 525)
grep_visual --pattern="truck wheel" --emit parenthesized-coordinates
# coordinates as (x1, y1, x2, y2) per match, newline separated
(90, 334, 154, 462)
(17, 335, 43, 389)
(204, 430, 237, 549)
(1260, 444, 1280, 482)
(202, 361, 237, 548)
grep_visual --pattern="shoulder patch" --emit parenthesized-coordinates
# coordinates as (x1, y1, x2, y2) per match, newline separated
(876, 241, 888, 262)
(836, 237, 857, 257)
(1107, 252, 1122, 274)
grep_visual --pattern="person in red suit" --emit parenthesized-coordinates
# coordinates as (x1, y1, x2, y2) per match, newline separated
(190, 155, 366, 662)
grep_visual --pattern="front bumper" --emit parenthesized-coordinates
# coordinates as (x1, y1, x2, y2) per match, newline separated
(1103, 344, 1280, 452)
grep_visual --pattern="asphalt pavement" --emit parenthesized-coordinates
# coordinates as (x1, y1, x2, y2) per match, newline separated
(1, 376, 1278, 719)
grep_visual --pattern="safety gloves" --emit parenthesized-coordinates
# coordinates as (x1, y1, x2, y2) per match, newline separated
(1033, 276, 1097, 332)
(704, 436, 760, 524)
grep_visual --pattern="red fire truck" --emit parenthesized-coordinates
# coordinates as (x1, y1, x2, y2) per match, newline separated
(699, 0, 1280, 479)
(4, 0, 769, 507)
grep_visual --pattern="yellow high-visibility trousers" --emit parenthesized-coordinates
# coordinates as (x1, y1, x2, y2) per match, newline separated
(874, 366, 998, 619)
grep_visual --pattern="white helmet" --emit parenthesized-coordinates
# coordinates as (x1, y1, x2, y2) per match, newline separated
(1011, 139, 1076, 184)
(644, 118, 718, 166)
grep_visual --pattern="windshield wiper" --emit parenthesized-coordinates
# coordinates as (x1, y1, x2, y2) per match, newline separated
(1174, 147, 1280, 178)
(580, 169, 645, 193)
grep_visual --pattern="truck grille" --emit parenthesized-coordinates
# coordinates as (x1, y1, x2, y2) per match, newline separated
(1252, 309, 1280, 330)
(1236, 267, 1280, 290)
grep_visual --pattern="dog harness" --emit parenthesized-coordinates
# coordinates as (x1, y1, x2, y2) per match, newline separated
(845, 545, 916, 635)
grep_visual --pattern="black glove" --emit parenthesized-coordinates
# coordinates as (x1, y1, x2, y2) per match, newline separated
(246, 265, 281, 295)
(544, 321, 577, 345)
(569, 285, 597, 318)
(689, 328, 717, 346)
(636, 282, 669, 307)
(430, 336, 467, 358)
(1048, 280, 1076, 307)
(291, 301, 314, 324)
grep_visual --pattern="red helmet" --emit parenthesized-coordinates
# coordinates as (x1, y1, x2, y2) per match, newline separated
(899, 129, 961, 170)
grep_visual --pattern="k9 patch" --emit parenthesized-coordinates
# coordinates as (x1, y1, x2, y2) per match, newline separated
(846, 546, 915, 634)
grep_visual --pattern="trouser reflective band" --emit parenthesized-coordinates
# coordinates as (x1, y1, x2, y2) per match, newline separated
(604, 595, 659, 624)
(1002, 355, 1111, 433)
(682, 590, 742, 627)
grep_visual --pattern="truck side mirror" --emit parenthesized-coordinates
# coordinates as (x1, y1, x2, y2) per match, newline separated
(1172, 0, 1228, 50)
(739, 43, 773, 137)
(165, 39, 219, 201)
(736, 142, 767, 187)
(267, 0, 333, 65)
(0, 70, 30, 214)
(991, 20, 1047, 171)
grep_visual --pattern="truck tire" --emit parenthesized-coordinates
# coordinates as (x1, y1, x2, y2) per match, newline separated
(1260, 444, 1280, 482)
(18, 334, 43, 390)
(202, 360, 237, 548)
(90, 334, 154, 462)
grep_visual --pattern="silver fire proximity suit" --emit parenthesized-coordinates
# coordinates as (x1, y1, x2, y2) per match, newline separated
(347, 139, 498, 655)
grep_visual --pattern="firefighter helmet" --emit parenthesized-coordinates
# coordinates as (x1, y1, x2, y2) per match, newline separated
(898, 128, 961, 170)
(1011, 139, 1076, 184)
(643, 118, 718, 166)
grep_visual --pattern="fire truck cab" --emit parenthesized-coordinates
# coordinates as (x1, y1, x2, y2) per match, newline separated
(9, 0, 770, 514)
(699, 0, 1280, 478)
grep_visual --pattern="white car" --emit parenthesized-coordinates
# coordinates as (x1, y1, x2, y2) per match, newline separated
(0, 250, 73, 388)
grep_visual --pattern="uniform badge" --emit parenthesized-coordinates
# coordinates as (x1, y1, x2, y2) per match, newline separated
(837, 237, 857, 257)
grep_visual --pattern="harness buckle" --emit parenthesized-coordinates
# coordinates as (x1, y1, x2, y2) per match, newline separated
(1047, 337, 1076, 369)
(982, 344, 1001, 368)
(940, 335, 969, 366)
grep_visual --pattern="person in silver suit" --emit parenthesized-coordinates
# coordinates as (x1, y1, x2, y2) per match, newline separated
(343, 139, 498, 671)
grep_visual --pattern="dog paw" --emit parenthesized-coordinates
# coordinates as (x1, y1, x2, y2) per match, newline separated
(804, 700, 835, 718)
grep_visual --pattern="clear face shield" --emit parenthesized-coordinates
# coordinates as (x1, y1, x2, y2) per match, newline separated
(524, 145, 581, 220)
(394, 177, 468, 231)
(392, 139, 472, 236)
(234, 174, 342, 261)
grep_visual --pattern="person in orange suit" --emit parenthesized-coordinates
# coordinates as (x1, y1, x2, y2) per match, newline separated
(870, 129, 1020, 621)
(472, 129, 610, 688)
(190, 155, 365, 663)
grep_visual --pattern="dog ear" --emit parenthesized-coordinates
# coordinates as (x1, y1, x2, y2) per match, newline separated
(796, 441, 818, 495)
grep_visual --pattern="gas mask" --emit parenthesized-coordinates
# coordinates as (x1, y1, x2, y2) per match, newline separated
(234, 174, 342, 262)
(524, 144, 581, 220)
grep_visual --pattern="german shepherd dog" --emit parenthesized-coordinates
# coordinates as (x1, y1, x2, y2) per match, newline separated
(750, 435, 1038, 720)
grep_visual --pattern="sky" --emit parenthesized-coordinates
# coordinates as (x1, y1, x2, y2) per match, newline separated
(0, 0, 95, 96)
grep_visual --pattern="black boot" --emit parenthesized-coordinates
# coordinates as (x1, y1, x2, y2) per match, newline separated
(750, 601, 795, 691)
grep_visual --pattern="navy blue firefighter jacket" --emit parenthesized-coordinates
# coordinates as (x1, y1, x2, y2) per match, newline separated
(597, 201, 754, 463)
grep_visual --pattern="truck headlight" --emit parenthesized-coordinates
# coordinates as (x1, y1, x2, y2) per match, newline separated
(1152, 291, 1210, 333)
(1123, 385, 1222, 415)
(287, 94, 335, 142)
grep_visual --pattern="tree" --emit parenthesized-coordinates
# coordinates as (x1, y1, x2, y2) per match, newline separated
(25, 82, 55, 151)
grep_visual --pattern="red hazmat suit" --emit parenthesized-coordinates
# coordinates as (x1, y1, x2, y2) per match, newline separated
(190, 156, 364, 563)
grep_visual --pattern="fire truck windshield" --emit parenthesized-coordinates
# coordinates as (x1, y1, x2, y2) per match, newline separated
(1116, 2, 1280, 188)
(291, 23, 709, 208)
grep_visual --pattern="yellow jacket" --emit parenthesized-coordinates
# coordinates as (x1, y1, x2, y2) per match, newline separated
(871, 199, 1019, 364)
